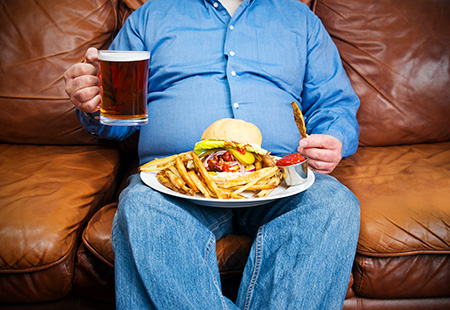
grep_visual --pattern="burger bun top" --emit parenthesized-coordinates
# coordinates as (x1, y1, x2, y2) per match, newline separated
(201, 118, 262, 146)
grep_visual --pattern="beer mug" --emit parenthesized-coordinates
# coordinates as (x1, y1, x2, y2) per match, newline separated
(98, 50, 150, 126)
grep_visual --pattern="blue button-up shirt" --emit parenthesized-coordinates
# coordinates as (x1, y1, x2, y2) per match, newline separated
(77, 0, 360, 165)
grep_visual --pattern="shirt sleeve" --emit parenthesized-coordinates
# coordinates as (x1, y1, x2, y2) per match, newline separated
(75, 12, 147, 141)
(76, 109, 138, 141)
(301, 12, 360, 158)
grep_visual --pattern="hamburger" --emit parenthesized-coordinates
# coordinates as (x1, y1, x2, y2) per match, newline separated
(193, 118, 269, 183)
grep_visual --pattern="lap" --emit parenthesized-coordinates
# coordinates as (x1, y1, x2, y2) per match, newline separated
(116, 173, 234, 241)
(116, 172, 359, 242)
(234, 172, 360, 237)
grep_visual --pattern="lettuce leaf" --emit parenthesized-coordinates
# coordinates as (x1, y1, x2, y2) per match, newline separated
(193, 139, 268, 155)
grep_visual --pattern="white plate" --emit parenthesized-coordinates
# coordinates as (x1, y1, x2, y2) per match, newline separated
(140, 168, 315, 208)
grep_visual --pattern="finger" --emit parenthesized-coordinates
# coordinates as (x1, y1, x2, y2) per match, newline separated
(300, 134, 341, 150)
(73, 84, 100, 104)
(302, 147, 341, 164)
(66, 74, 100, 105)
(65, 62, 98, 80)
(71, 73, 99, 91)
(74, 94, 102, 113)
(307, 159, 336, 174)
(64, 64, 98, 98)
(309, 166, 333, 175)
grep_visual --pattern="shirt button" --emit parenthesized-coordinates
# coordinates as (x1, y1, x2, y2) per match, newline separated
(229, 51, 235, 56)
(213, 2, 219, 8)
(233, 102, 239, 109)
(231, 70, 237, 76)
(229, 25, 234, 30)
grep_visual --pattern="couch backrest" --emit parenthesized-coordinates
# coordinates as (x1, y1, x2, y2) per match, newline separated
(314, 0, 450, 146)
(0, 0, 121, 145)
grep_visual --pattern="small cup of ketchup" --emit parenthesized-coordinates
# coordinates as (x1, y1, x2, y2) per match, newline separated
(276, 153, 309, 186)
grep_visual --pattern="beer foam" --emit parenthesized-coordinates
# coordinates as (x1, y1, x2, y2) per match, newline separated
(98, 50, 150, 62)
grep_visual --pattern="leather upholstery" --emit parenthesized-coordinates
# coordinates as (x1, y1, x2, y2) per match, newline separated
(343, 297, 450, 310)
(0, 0, 123, 304)
(0, 0, 119, 145)
(316, 0, 450, 306)
(353, 254, 450, 299)
(0, 144, 120, 302)
(82, 203, 117, 268)
(332, 143, 450, 257)
(314, 0, 450, 147)
(332, 143, 450, 300)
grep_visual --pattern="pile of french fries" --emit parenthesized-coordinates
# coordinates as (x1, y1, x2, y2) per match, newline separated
(139, 151, 284, 199)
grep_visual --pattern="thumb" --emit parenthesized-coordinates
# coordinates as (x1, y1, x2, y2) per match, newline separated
(84, 47, 99, 65)
(297, 138, 307, 153)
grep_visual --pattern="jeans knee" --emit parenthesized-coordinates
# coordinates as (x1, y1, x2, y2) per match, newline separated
(313, 173, 360, 231)
(335, 189, 360, 240)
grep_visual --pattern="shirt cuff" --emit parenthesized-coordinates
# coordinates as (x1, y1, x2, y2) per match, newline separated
(75, 109, 102, 137)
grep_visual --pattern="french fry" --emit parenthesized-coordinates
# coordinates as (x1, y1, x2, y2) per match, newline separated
(140, 161, 174, 172)
(219, 187, 246, 199)
(168, 165, 181, 177)
(156, 171, 180, 193)
(191, 151, 228, 199)
(254, 158, 263, 170)
(197, 175, 220, 198)
(179, 152, 193, 162)
(229, 184, 277, 191)
(139, 152, 190, 172)
(291, 101, 308, 139)
(165, 169, 196, 196)
(261, 154, 276, 167)
(175, 157, 199, 192)
(188, 171, 210, 198)
(231, 166, 278, 198)
(220, 167, 276, 189)
(256, 174, 282, 197)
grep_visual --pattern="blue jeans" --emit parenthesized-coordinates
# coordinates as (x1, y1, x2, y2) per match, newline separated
(112, 172, 360, 309)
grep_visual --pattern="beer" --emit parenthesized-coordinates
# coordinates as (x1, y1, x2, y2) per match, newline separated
(98, 50, 150, 126)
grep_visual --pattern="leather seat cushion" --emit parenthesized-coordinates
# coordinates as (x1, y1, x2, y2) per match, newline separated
(82, 203, 117, 268)
(343, 296, 450, 310)
(353, 254, 450, 299)
(82, 202, 254, 274)
(332, 142, 450, 256)
(0, 144, 120, 302)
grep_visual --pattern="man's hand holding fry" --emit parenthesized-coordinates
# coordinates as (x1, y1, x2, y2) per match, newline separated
(297, 134, 342, 174)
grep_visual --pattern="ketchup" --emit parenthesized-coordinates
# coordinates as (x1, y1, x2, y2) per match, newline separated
(276, 153, 307, 166)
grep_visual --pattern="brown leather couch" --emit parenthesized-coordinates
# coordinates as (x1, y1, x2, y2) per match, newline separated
(1, 0, 449, 309)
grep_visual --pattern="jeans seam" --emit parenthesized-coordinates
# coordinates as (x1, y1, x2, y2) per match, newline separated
(204, 233, 215, 260)
(205, 233, 228, 310)
(208, 212, 233, 233)
(243, 225, 264, 310)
